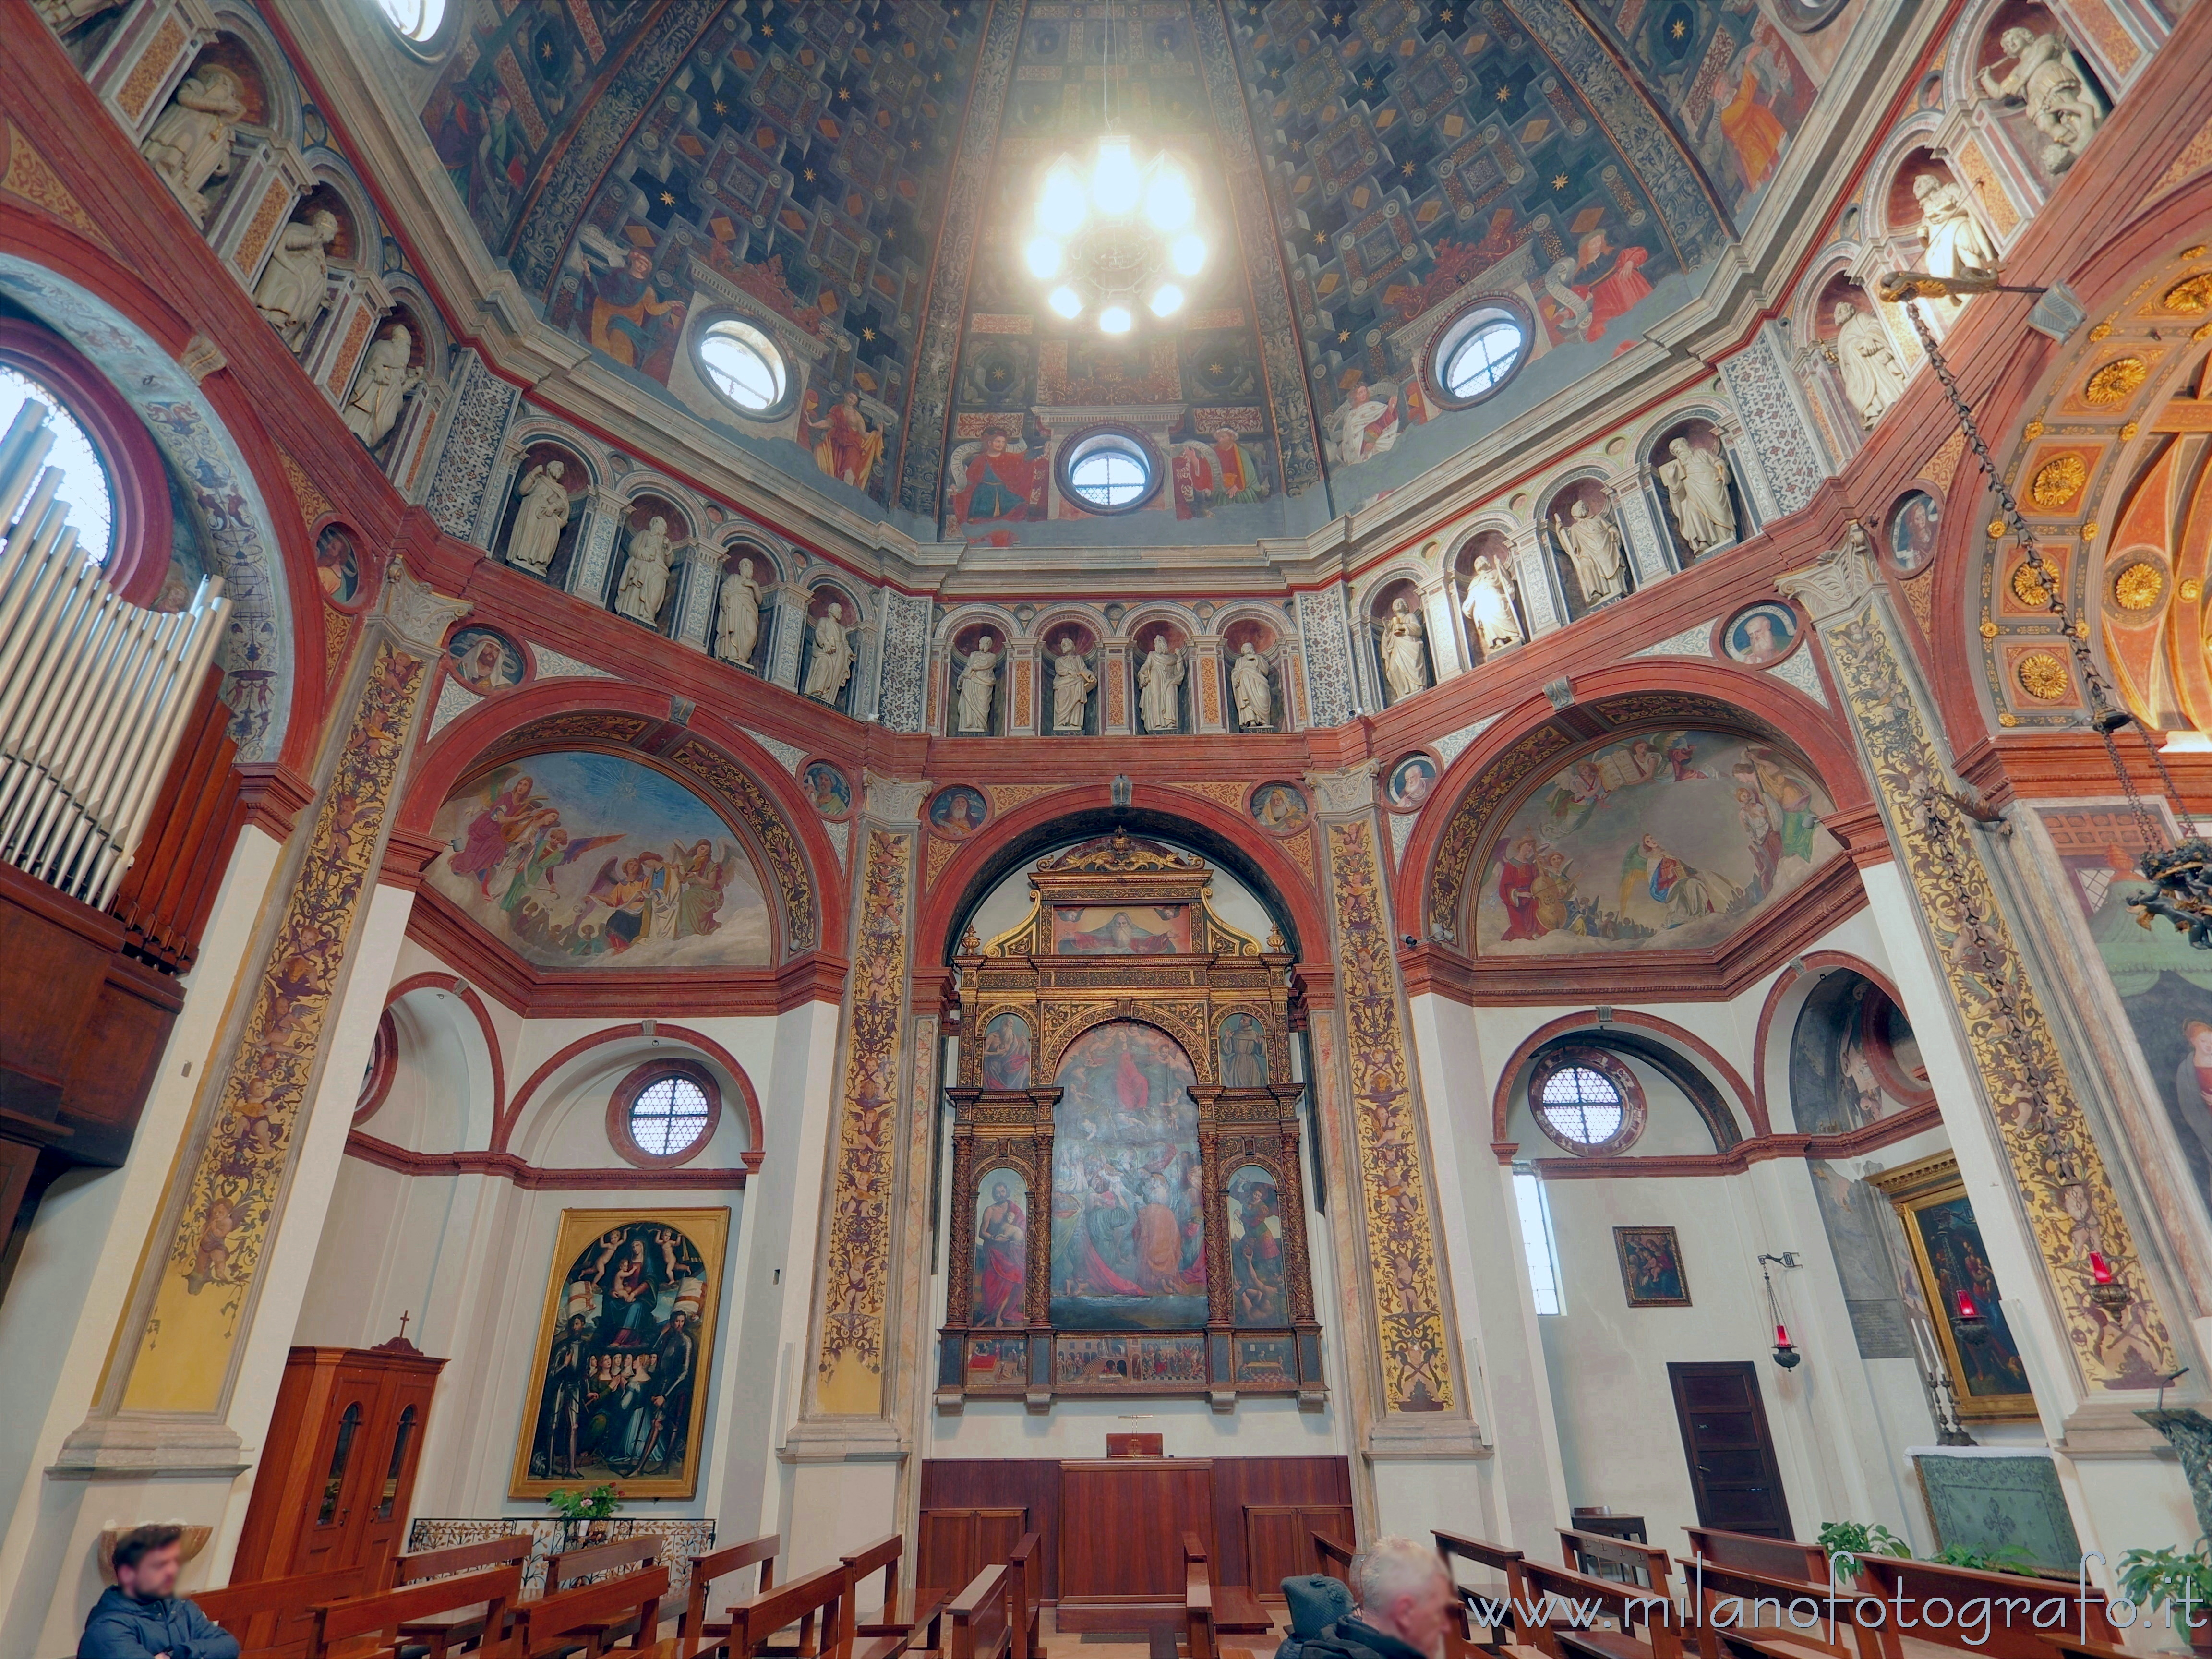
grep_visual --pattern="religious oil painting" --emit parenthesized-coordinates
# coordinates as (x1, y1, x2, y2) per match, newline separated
(1477, 731, 1838, 955)
(980, 1011, 1034, 1090)
(802, 761, 851, 819)
(316, 524, 361, 607)
(965, 1334, 1028, 1387)
(1250, 781, 1311, 834)
(1893, 1180, 2036, 1417)
(971, 1168, 1029, 1327)
(1050, 904, 1192, 955)
(429, 751, 771, 969)
(929, 784, 989, 839)
(1049, 1021, 1207, 1330)
(447, 625, 525, 694)
(1614, 1226, 1691, 1307)
(1233, 1335, 1298, 1387)
(1888, 490, 1942, 575)
(1227, 1165, 1287, 1326)
(512, 1208, 728, 1500)
(1721, 602, 1799, 666)
(1055, 1333, 1209, 1387)
(1218, 1012, 1268, 1087)
(1387, 753, 1439, 810)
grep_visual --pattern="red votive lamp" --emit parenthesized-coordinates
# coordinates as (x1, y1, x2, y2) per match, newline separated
(2090, 1252, 2114, 1285)
(1955, 1289, 1980, 1321)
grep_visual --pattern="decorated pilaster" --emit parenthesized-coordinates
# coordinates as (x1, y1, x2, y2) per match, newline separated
(1101, 637, 1133, 734)
(1192, 636, 1226, 733)
(300, 268, 391, 419)
(80, 0, 216, 146)
(204, 139, 311, 293)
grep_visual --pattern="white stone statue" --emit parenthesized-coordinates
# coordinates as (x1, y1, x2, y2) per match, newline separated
(1050, 636, 1095, 732)
(1230, 642, 1274, 730)
(1832, 301, 1909, 429)
(804, 601, 854, 703)
(957, 633, 999, 733)
(1656, 437, 1737, 556)
(1914, 172, 1999, 284)
(716, 556, 763, 664)
(252, 210, 338, 352)
(1379, 597, 1429, 701)
(1552, 499, 1628, 605)
(1979, 25, 2105, 172)
(142, 66, 247, 226)
(1461, 556, 1523, 653)
(1138, 634, 1185, 733)
(506, 460, 572, 576)
(616, 515, 675, 626)
(35, 0, 127, 29)
(343, 326, 423, 450)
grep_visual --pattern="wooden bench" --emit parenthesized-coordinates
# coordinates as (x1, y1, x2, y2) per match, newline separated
(1185, 1542, 1217, 1659)
(716, 1563, 852, 1659)
(1846, 1559, 2114, 1659)
(544, 1537, 665, 1657)
(512, 1568, 673, 1659)
(1008, 1531, 1046, 1659)
(1314, 1531, 1356, 1583)
(1182, 1531, 1272, 1636)
(947, 1563, 1014, 1659)
(1681, 1533, 1827, 1586)
(390, 1535, 535, 1659)
(679, 1535, 781, 1659)
(1560, 1533, 1672, 1597)
(1677, 1558, 1851, 1659)
(308, 1565, 525, 1659)
(1436, 1530, 1527, 1658)
(1515, 1559, 1681, 1659)
(196, 1566, 376, 1659)
(844, 1532, 949, 1652)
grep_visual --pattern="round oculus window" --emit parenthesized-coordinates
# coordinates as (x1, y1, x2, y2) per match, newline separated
(698, 319, 789, 414)
(0, 363, 113, 561)
(628, 1071, 713, 1156)
(1060, 430, 1156, 513)
(372, 0, 445, 39)
(1536, 1065, 1624, 1146)
(1431, 304, 1528, 408)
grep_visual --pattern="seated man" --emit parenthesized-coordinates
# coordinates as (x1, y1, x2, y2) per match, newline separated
(81, 1525, 241, 1659)
(1297, 1538, 1451, 1659)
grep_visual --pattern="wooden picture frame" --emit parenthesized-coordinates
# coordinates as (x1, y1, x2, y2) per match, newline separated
(1614, 1225, 1691, 1307)
(1870, 1154, 2037, 1419)
(509, 1207, 730, 1499)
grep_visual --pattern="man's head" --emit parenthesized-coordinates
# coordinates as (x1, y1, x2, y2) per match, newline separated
(1350, 1537, 1452, 1659)
(113, 1525, 185, 1600)
(2000, 25, 2033, 52)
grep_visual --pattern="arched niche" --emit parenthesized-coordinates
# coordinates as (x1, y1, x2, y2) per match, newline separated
(1541, 475, 1634, 621)
(707, 541, 778, 673)
(611, 490, 692, 635)
(494, 438, 592, 587)
(1453, 527, 1527, 663)
(1366, 575, 1433, 709)
(1643, 414, 1750, 566)
(1218, 611, 1285, 733)
(947, 616, 1009, 737)
(1127, 615, 1193, 735)
(1503, 1025, 1743, 1157)
(796, 582, 864, 714)
(1037, 615, 1104, 736)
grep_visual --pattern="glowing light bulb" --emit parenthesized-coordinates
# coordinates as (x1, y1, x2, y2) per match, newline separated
(1144, 164, 1194, 231)
(1169, 233, 1206, 276)
(1149, 284, 1184, 317)
(1093, 135, 1141, 217)
(1099, 305, 1132, 335)
(1047, 286, 1084, 319)
(1024, 237, 1062, 279)
(1039, 162, 1088, 238)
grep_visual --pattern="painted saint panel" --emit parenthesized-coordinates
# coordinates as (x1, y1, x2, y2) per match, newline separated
(1049, 1021, 1206, 1329)
(1226, 1165, 1287, 1326)
(980, 1012, 1034, 1090)
(430, 751, 771, 968)
(1218, 1012, 1268, 1087)
(972, 1169, 1029, 1327)
(1477, 731, 1837, 954)
(1050, 903, 1192, 955)
(1900, 1191, 2035, 1413)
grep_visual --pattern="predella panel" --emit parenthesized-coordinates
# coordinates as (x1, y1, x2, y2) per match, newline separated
(430, 751, 772, 968)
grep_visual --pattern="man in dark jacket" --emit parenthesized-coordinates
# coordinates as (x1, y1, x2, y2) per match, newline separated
(80, 1525, 241, 1659)
(1295, 1536, 1454, 1659)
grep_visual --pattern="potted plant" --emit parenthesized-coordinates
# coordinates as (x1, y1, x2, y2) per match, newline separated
(2119, 1541, 2212, 1657)
(1815, 1520, 1912, 1582)
(546, 1483, 625, 1549)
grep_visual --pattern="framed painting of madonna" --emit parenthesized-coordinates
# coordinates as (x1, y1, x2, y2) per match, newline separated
(939, 833, 1323, 1411)
(510, 1208, 730, 1499)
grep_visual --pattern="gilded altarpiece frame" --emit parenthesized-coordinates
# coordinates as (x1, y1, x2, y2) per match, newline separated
(936, 835, 1325, 1411)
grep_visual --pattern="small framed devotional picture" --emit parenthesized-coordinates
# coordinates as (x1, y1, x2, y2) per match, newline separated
(1614, 1225, 1691, 1307)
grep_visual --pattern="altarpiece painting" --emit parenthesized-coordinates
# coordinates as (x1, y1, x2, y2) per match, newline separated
(938, 833, 1323, 1410)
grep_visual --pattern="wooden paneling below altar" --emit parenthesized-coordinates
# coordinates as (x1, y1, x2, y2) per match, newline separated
(919, 1455, 1352, 1619)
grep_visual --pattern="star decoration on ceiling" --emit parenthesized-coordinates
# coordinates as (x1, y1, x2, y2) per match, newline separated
(1337, 328, 1350, 340)
(1440, 6, 1454, 16)
(838, 87, 852, 101)
(1671, 17, 1686, 36)
(804, 167, 817, 180)
(863, 327, 878, 340)
(909, 137, 922, 149)
(1552, 172, 1569, 189)
(1495, 84, 1510, 101)
(712, 99, 728, 114)
(1402, 160, 1415, 175)
(660, 191, 676, 205)
(1362, 75, 1375, 87)
(1313, 230, 1326, 243)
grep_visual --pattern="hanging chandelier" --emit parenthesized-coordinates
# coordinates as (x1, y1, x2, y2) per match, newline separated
(1026, 136, 1205, 333)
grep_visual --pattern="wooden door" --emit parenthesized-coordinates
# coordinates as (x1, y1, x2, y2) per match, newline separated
(919, 1506, 1029, 1596)
(352, 1365, 436, 1580)
(1667, 1362, 1791, 1538)
(298, 1370, 382, 1574)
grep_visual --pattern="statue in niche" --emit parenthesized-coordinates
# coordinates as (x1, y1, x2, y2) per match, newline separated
(252, 210, 338, 352)
(616, 516, 675, 626)
(957, 633, 1000, 733)
(1656, 438, 1737, 556)
(804, 601, 854, 703)
(1913, 172, 2000, 283)
(1050, 636, 1095, 732)
(716, 556, 763, 665)
(1830, 301, 1909, 429)
(1461, 555, 1523, 653)
(343, 326, 422, 450)
(142, 66, 246, 226)
(506, 460, 572, 576)
(1552, 498, 1627, 606)
(1138, 634, 1185, 733)
(36, 0, 126, 29)
(1231, 642, 1274, 730)
(1379, 597, 1430, 701)
(1979, 25, 2106, 172)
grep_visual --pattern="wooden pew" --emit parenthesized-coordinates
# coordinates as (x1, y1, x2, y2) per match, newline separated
(1677, 1560, 1851, 1659)
(1680, 1533, 1827, 1586)
(1560, 1533, 1672, 1597)
(716, 1563, 850, 1659)
(390, 1535, 535, 1659)
(511, 1568, 672, 1659)
(1185, 1535, 1218, 1659)
(1846, 1558, 2115, 1659)
(196, 1567, 376, 1659)
(545, 1536, 666, 1656)
(680, 1535, 781, 1659)
(1008, 1532, 1046, 1659)
(1314, 1532, 1356, 1583)
(308, 1564, 524, 1659)
(1515, 1559, 1681, 1659)
(1435, 1531, 1527, 1658)
(844, 1532, 948, 1651)
(1182, 1530, 1273, 1636)
(947, 1563, 1015, 1659)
